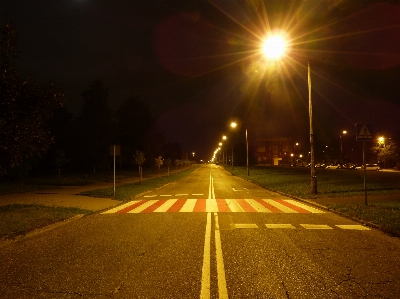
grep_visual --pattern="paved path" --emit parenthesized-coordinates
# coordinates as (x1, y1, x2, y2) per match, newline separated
(0, 171, 178, 211)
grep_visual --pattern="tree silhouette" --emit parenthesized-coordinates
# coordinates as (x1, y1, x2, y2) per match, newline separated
(0, 18, 64, 176)
(73, 80, 114, 172)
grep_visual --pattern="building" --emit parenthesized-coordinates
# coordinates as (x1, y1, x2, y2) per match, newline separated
(255, 137, 293, 165)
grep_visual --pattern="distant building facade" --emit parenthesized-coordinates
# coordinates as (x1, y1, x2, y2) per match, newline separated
(255, 137, 293, 165)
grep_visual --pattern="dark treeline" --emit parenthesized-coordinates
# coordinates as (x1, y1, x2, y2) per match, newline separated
(0, 18, 182, 179)
(43, 80, 183, 175)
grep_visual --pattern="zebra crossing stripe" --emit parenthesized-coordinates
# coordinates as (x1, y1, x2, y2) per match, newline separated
(102, 198, 325, 214)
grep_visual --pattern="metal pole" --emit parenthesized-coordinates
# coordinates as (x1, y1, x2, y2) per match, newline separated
(309, 62, 317, 194)
(246, 129, 249, 176)
(231, 143, 234, 171)
(363, 141, 368, 205)
(340, 134, 343, 165)
(113, 145, 116, 197)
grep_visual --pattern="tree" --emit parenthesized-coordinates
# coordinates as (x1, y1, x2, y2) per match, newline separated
(154, 156, 163, 172)
(134, 150, 145, 184)
(73, 80, 115, 172)
(0, 18, 64, 176)
(117, 96, 156, 167)
(371, 137, 398, 168)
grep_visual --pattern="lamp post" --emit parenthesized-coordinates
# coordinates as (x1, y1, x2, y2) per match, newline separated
(340, 130, 347, 165)
(246, 129, 249, 176)
(308, 62, 317, 194)
(230, 122, 237, 170)
(222, 135, 227, 165)
(262, 34, 317, 194)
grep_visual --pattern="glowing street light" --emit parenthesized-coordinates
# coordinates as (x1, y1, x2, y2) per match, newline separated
(262, 35, 287, 60)
(230, 122, 237, 170)
(340, 130, 347, 165)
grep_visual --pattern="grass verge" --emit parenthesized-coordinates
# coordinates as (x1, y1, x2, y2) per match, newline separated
(0, 204, 90, 239)
(229, 165, 400, 236)
(0, 167, 187, 196)
(327, 202, 400, 236)
(0, 166, 199, 240)
(229, 166, 400, 199)
(80, 166, 201, 200)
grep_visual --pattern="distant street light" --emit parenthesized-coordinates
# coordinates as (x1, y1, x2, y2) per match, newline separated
(230, 122, 237, 170)
(222, 135, 227, 164)
(340, 130, 347, 165)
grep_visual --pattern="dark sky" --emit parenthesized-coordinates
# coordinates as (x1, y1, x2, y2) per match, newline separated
(2, 0, 400, 161)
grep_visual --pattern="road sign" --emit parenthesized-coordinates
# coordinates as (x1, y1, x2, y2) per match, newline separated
(355, 123, 373, 141)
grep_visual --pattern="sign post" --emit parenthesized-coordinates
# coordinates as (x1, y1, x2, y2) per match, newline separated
(110, 145, 121, 197)
(355, 124, 373, 206)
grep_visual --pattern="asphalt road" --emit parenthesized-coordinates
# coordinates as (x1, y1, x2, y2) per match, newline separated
(1, 164, 400, 298)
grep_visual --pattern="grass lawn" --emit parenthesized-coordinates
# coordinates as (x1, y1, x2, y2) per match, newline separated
(0, 166, 200, 239)
(0, 166, 188, 196)
(0, 204, 90, 239)
(229, 165, 400, 236)
(229, 166, 400, 199)
(327, 202, 400, 237)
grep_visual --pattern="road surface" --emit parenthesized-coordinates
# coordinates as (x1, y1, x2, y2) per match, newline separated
(1, 164, 400, 298)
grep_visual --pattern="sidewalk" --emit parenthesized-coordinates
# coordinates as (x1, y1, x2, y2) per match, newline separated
(0, 170, 182, 212)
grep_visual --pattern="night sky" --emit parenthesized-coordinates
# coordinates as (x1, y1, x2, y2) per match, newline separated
(2, 0, 400, 162)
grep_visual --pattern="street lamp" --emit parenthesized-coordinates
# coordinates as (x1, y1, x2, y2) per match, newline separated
(222, 135, 227, 164)
(262, 33, 316, 194)
(246, 129, 249, 176)
(340, 130, 347, 165)
(230, 122, 237, 170)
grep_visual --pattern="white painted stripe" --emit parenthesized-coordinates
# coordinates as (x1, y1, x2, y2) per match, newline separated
(301, 224, 333, 229)
(235, 223, 258, 229)
(192, 193, 204, 196)
(265, 224, 296, 229)
(200, 213, 211, 299)
(214, 213, 228, 299)
(225, 199, 244, 212)
(175, 194, 188, 196)
(160, 195, 171, 197)
(264, 199, 298, 213)
(211, 177, 215, 199)
(180, 199, 197, 212)
(206, 199, 218, 212)
(127, 200, 158, 213)
(336, 225, 370, 230)
(144, 195, 157, 198)
(285, 199, 325, 213)
(245, 199, 271, 213)
(153, 199, 178, 212)
(101, 200, 140, 214)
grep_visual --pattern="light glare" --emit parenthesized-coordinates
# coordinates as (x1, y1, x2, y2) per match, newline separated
(262, 35, 287, 59)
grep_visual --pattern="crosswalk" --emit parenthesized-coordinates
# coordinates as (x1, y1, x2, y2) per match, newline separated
(102, 198, 325, 214)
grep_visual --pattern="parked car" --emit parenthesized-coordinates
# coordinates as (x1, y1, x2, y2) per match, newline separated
(364, 164, 380, 171)
(342, 163, 356, 170)
(354, 164, 363, 170)
(326, 164, 341, 169)
(355, 164, 380, 171)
